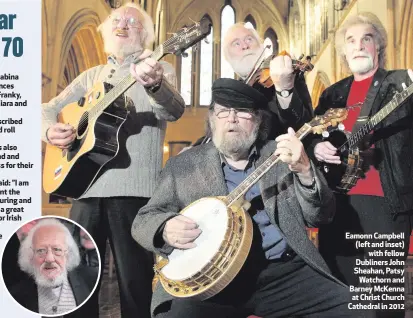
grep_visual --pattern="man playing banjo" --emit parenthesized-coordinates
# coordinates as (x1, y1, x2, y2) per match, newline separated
(132, 78, 355, 318)
(309, 13, 413, 317)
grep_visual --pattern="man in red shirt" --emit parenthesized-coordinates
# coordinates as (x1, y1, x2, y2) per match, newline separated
(311, 12, 413, 317)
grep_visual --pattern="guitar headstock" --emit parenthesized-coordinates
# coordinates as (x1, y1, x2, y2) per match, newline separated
(309, 108, 348, 135)
(161, 18, 212, 56)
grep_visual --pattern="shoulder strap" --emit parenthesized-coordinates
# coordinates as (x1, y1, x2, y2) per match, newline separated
(351, 69, 388, 134)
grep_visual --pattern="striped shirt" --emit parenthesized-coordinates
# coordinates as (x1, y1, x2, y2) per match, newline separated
(38, 277, 76, 315)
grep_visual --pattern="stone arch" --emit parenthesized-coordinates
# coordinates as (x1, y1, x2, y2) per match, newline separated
(399, 0, 413, 68)
(311, 71, 331, 108)
(58, 9, 106, 89)
(42, 3, 51, 88)
(264, 27, 279, 55)
(244, 14, 256, 29)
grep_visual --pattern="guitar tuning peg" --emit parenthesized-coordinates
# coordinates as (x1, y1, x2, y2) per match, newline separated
(322, 131, 330, 138)
(181, 52, 188, 58)
(338, 123, 345, 131)
(204, 38, 210, 44)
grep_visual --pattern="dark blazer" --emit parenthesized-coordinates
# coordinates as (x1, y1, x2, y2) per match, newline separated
(310, 68, 413, 215)
(131, 140, 345, 317)
(9, 265, 98, 317)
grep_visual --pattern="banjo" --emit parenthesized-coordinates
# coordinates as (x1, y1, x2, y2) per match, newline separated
(154, 108, 348, 300)
(322, 81, 413, 193)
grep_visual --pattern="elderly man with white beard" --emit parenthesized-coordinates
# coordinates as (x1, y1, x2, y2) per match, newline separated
(9, 219, 98, 317)
(41, 2, 185, 318)
(308, 12, 413, 318)
(191, 24, 313, 147)
(222, 23, 314, 140)
(132, 78, 357, 318)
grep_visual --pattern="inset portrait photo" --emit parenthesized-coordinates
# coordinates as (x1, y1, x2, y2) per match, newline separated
(1, 216, 101, 317)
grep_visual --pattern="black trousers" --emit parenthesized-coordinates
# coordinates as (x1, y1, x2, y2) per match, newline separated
(70, 197, 153, 318)
(156, 254, 354, 318)
(319, 195, 412, 318)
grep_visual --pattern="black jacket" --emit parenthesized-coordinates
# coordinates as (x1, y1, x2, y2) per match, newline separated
(310, 68, 413, 214)
(9, 265, 98, 317)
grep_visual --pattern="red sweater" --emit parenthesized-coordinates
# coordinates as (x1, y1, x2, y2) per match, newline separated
(343, 76, 384, 196)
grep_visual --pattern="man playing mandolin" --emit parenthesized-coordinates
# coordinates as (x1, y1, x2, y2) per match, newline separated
(311, 12, 413, 317)
(132, 78, 355, 318)
(41, 2, 185, 318)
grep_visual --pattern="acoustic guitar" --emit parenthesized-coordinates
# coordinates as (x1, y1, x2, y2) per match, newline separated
(43, 18, 212, 199)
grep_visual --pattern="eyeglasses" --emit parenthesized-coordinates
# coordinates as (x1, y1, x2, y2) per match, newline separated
(32, 246, 66, 258)
(214, 107, 255, 119)
(110, 15, 143, 29)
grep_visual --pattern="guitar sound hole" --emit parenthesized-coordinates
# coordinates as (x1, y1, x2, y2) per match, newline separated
(77, 113, 89, 137)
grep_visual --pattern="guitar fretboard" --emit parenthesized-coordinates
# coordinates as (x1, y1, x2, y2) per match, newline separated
(88, 47, 164, 122)
(225, 123, 313, 206)
(346, 82, 413, 149)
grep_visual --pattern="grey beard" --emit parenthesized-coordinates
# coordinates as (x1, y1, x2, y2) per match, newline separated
(113, 45, 143, 59)
(212, 128, 259, 161)
(33, 267, 67, 288)
(348, 56, 374, 75)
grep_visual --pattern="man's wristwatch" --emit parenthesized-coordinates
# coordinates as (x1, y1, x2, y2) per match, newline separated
(275, 88, 294, 98)
(147, 79, 162, 93)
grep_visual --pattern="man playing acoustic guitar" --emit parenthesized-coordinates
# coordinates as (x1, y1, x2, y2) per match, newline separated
(41, 3, 185, 318)
(311, 12, 413, 317)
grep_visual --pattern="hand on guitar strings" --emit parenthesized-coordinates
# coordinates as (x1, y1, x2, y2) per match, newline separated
(269, 54, 295, 91)
(130, 49, 164, 88)
(46, 123, 76, 149)
(275, 128, 313, 184)
(163, 215, 202, 250)
(314, 141, 341, 165)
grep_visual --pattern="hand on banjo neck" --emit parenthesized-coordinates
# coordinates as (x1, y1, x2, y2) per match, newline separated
(162, 127, 312, 251)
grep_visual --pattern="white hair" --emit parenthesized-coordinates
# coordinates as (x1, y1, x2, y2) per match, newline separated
(223, 22, 263, 62)
(335, 12, 387, 73)
(18, 218, 81, 276)
(97, 2, 155, 50)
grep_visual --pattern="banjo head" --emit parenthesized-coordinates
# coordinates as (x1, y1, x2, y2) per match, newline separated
(161, 197, 229, 281)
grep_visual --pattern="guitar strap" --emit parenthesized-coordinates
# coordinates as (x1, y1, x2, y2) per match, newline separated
(350, 69, 388, 136)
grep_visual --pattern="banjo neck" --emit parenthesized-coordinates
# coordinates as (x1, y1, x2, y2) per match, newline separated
(224, 123, 313, 206)
(345, 82, 413, 150)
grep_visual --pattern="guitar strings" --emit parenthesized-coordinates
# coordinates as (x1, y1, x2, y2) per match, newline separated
(75, 23, 202, 129)
(334, 83, 413, 152)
